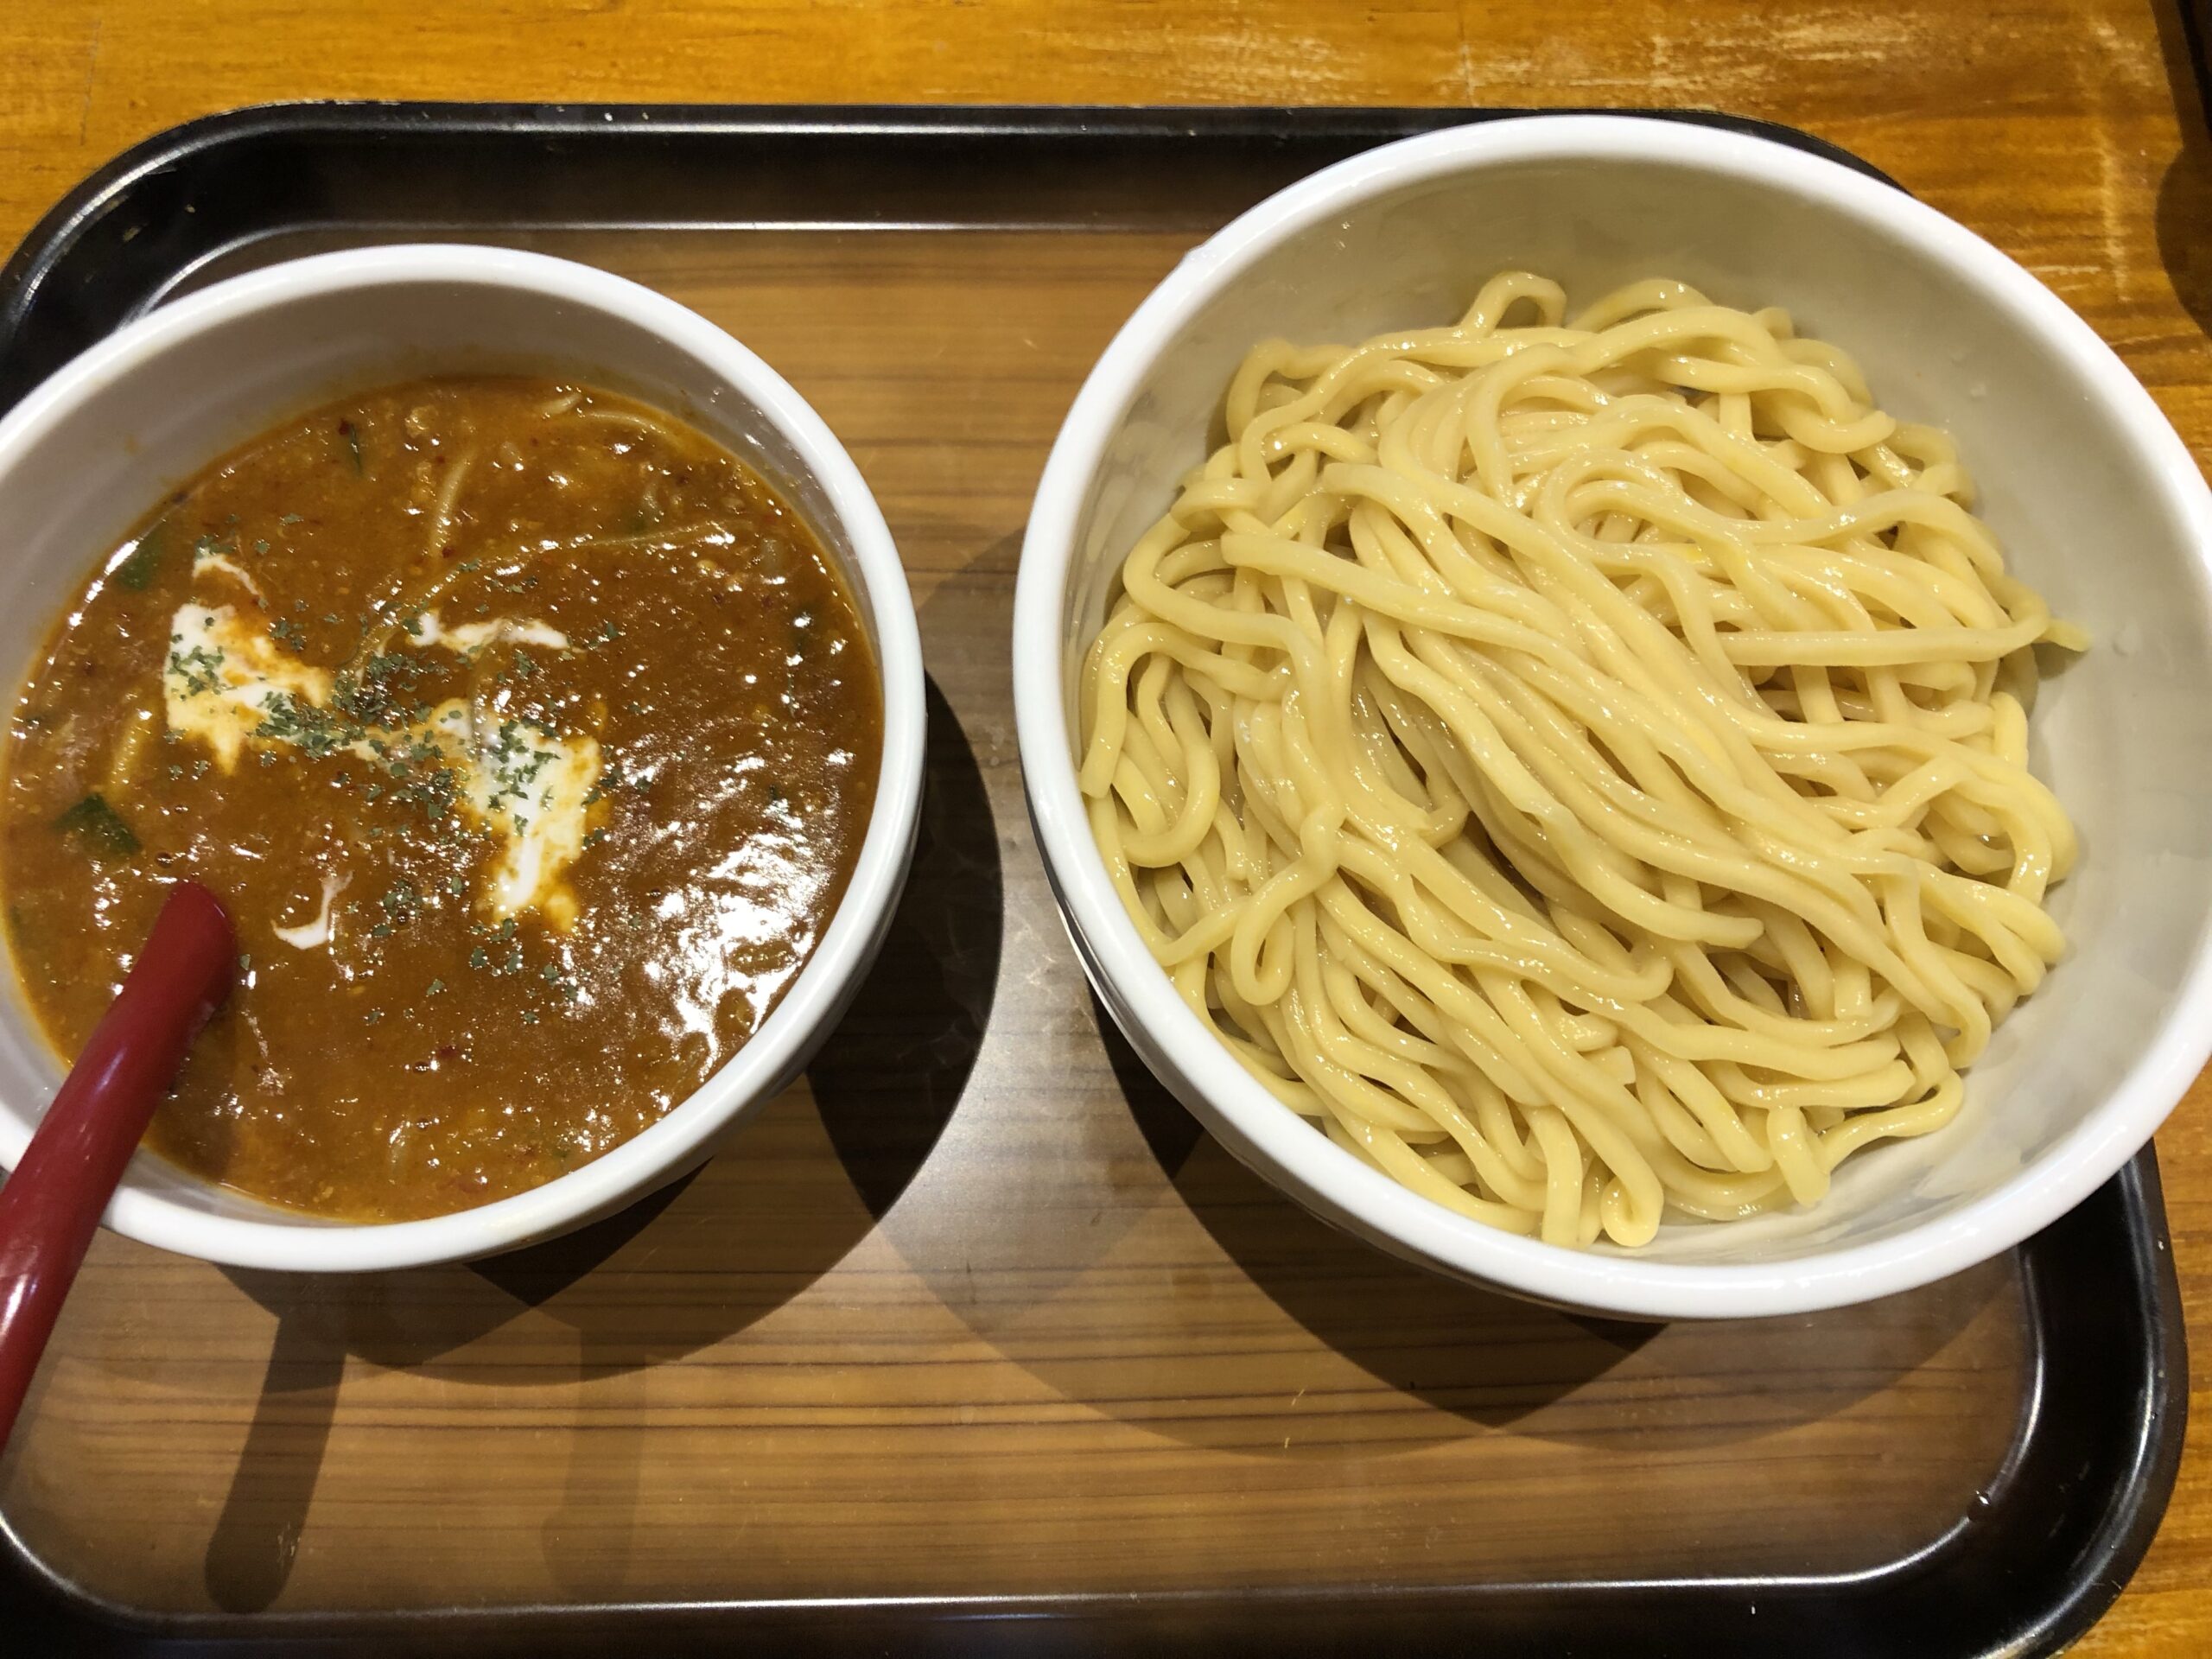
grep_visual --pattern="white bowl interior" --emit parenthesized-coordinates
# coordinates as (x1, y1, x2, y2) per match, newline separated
(1046, 132, 2212, 1277)
(0, 251, 921, 1262)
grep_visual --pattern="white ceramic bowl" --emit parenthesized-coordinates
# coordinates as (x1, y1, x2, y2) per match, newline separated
(0, 245, 925, 1271)
(1014, 115, 2212, 1319)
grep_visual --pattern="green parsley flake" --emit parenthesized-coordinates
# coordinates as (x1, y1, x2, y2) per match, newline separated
(168, 643, 226, 698)
(253, 691, 358, 760)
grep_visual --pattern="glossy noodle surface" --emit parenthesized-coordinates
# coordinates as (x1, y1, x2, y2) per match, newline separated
(1, 376, 881, 1221)
(1080, 273, 2081, 1249)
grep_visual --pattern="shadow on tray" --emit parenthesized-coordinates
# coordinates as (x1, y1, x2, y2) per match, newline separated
(1088, 996, 2013, 1455)
(203, 672, 999, 1611)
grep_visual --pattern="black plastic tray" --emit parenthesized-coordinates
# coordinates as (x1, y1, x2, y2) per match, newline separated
(0, 103, 2187, 1657)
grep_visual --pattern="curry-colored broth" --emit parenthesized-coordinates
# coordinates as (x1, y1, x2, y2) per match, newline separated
(0, 376, 882, 1221)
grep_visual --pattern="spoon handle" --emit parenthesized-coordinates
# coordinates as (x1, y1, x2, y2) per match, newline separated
(0, 881, 234, 1452)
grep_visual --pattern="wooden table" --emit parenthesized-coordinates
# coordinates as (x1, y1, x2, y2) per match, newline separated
(3, 2, 2209, 1650)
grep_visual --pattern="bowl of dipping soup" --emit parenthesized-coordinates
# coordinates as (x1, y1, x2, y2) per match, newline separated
(0, 245, 925, 1271)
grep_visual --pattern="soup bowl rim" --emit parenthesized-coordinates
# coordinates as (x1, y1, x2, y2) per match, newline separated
(0, 242, 928, 1271)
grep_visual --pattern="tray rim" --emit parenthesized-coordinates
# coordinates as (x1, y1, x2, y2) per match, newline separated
(0, 99, 2188, 1658)
(0, 99, 1898, 354)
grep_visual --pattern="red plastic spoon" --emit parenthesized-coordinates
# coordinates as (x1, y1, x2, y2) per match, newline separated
(0, 880, 234, 1452)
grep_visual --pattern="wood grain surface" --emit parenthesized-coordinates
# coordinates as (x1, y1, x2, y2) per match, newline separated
(0, 1, 2209, 1651)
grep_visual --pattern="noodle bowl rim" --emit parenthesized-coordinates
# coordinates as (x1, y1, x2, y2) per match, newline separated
(1014, 112, 2212, 1318)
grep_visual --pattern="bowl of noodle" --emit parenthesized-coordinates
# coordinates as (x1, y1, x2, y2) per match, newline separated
(1013, 114, 2212, 1319)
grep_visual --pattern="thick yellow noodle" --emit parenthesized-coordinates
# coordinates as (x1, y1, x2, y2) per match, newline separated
(1077, 271, 2082, 1249)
